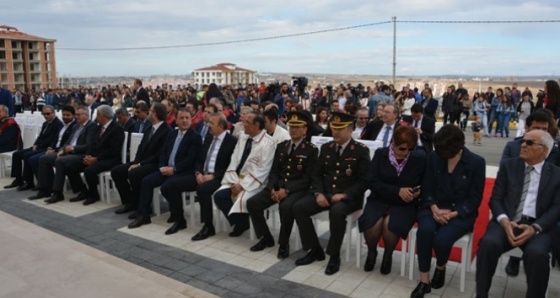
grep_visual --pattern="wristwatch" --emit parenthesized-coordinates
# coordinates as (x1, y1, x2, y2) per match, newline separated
(531, 223, 542, 235)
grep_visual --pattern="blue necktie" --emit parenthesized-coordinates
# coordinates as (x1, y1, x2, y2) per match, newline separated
(168, 132, 184, 167)
(138, 121, 144, 133)
(200, 123, 208, 141)
(382, 126, 391, 147)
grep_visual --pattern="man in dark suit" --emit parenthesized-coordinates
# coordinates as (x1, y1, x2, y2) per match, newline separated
(362, 104, 400, 146)
(163, 113, 237, 236)
(27, 106, 76, 187)
(293, 112, 370, 275)
(476, 129, 560, 298)
(85, 95, 99, 119)
(133, 79, 150, 107)
(403, 103, 435, 154)
(33, 107, 98, 203)
(128, 109, 202, 229)
(61, 105, 125, 205)
(111, 103, 171, 214)
(247, 111, 318, 258)
(132, 102, 151, 133)
(499, 110, 559, 276)
(4, 105, 63, 191)
(194, 104, 217, 143)
(115, 107, 136, 162)
(421, 88, 439, 120)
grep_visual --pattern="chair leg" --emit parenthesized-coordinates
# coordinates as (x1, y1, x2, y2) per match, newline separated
(356, 232, 362, 268)
(152, 187, 161, 216)
(401, 236, 408, 277)
(345, 219, 352, 263)
(409, 229, 417, 281)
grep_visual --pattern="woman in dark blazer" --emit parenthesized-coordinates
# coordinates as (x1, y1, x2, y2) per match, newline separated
(411, 124, 486, 298)
(358, 126, 427, 274)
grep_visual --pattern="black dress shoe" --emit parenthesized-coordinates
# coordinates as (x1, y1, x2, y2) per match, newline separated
(28, 191, 51, 200)
(115, 205, 135, 214)
(229, 223, 249, 237)
(277, 244, 290, 259)
(295, 247, 325, 266)
(128, 212, 138, 220)
(364, 250, 378, 272)
(505, 257, 520, 277)
(410, 282, 431, 298)
(165, 221, 187, 235)
(380, 255, 392, 275)
(250, 237, 275, 252)
(128, 216, 151, 229)
(4, 179, 21, 189)
(69, 192, 87, 202)
(44, 193, 64, 204)
(83, 197, 99, 206)
(167, 216, 176, 223)
(16, 182, 35, 191)
(191, 225, 216, 241)
(325, 255, 341, 275)
(364, 258, 376, 272)
(430, 267, 446, 289)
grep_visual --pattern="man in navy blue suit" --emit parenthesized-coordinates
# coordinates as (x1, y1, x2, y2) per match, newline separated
(127, 108, 202, 229)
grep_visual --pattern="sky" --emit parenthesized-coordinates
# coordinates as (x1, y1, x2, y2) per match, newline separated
(3, 0, 560, 77)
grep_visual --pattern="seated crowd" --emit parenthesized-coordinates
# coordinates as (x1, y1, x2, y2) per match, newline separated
(1, 78, 560, 298)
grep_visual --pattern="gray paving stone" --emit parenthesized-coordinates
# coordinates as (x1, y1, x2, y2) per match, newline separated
(214, 275, 245, 289)
(168, 271, 193, 284)
(178, 264, 207, 277)
(188, 279, 229, 297)
(160, 259, 190, 272)
(195, 270, 226, 284)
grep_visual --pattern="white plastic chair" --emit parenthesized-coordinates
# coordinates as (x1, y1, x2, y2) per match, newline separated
(99, 133, 127, 203)
(129, 133, 143, 162)
(408, 227, 473, 293)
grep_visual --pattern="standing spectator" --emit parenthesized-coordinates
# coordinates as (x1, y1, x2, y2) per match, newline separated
(13, 90, 23, 114)
(488, 88, 504, 137)
(516, 94, 535, 138)
(421, 88, 438, 120)
(473, 94, 489, 137)
(441, 86, 457, 125)
(536, 80, 560, 121)
(459, 94, 471, 131)
(133, 79, 150, 107)
(510, 83, 522, 122)
(497, 96, 515, 138)
(274, 83, 296, 116)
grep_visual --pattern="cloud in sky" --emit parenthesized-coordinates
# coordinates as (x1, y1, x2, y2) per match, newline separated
(4, 0, 560, 76)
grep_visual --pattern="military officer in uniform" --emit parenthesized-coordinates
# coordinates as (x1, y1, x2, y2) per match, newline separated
(247, 111, 318, 258)
(293, 112, 370, 275)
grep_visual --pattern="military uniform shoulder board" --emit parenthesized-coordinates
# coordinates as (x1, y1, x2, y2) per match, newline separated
(357, 142, 368, 149)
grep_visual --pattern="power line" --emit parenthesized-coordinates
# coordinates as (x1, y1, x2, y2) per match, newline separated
(57, 19, 560, 51)
(57, 21, 392, 51)
(397, 20, 560, 23)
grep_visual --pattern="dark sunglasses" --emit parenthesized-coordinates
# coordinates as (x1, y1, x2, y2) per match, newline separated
(521, 139, 545, 147)
(397, 147, 415, 152)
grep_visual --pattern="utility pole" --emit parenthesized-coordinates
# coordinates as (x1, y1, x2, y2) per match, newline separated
(392, 16, 397, 85)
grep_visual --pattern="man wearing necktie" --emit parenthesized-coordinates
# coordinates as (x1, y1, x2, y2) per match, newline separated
(476, 129, 560, 298)
(163, 113, 237, 237)
(292, 112, 370, 275)
(61, 105, 125, 205)
(35, 107, 98, 203)
(247, 111, 318, 258)
(111, 103, 172, 215)
(132, 102, 151, 134)
(361, 104, 400, 146)
(128, 109, 202, 229)
(213, 111, 276, 237)
(195, 104, 218, 142)
(5, 105, 63, 191)
(402, 103, 435, 154)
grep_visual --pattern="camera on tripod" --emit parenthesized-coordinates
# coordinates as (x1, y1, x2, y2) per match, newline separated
(292, 76, 308, 95)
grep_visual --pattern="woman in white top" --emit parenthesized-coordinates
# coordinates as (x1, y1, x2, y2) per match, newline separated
(401, 95, 415, 116)
(232, 106, 252, 138)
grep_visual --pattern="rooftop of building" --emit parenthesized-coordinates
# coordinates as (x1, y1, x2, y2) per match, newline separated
(194, 63, 256, 73)
(0, 25, 56, 42)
